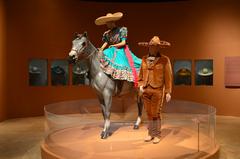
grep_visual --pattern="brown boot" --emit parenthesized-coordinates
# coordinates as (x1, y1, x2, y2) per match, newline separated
(153, 137, 161, 144)
(144, 135, 153, 142)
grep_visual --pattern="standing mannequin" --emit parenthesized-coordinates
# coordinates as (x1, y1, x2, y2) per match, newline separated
(138, 36, 172, 144)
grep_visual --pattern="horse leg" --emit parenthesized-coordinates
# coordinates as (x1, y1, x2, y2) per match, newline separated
(134, 94, 143, 129)
(100, 91, 112, 139)
(97, 94, 105, 120)
(97, 95, 108, 137)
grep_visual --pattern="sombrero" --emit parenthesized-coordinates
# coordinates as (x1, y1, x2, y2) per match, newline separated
(51, 66, 65, 75)
(95, 12, 123, 26)
(29, 66, 41, 74)
(198, 68, 213, 76)
(73, 67, 88, 75)
(177, 68, 191, 76)
(138, 36, 171, 48)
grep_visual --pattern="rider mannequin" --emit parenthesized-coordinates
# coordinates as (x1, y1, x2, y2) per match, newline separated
(99, 21, 127, 51)
(138, 36, 172, 144)
(95, 12, 141, 88)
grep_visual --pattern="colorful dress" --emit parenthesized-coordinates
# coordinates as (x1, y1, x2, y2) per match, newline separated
(99, 26, 142, 86)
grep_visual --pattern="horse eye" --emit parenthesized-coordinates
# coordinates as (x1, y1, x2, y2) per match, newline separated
(82, 42, 86, 47)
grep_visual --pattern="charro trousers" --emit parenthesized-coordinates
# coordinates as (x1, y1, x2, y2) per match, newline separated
(142, 85, 164, 137)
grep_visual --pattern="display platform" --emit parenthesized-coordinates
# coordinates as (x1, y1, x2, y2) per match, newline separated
(41, 97, 219, 159)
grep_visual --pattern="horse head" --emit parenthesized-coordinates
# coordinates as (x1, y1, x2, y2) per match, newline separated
(68, 32, 89, 64)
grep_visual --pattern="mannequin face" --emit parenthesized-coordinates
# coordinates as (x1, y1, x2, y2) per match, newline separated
(149, 45, 160, 56)
(106, 21, 116, 29)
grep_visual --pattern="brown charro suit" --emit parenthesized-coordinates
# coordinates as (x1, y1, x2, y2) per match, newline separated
(138, 54, 173, 137)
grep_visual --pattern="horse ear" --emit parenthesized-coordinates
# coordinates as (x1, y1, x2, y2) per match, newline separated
(74, 32, 79, 39)
(83, 32, 88, 37)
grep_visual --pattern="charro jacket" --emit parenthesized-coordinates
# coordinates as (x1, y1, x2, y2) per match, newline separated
(138, 54, 173, 94)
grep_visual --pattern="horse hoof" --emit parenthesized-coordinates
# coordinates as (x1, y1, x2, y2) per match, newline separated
(101, 132, 110, 139)
(100, 131, 105, 137)
(133, 125, 139, 129)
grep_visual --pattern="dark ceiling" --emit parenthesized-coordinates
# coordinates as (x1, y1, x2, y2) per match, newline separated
(79, 0, 188, 2)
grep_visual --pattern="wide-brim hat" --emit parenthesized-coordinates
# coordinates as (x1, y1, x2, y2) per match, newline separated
(51, 66, 65, 75)
(177, 68, 191, 76)
(138, 36, 171, 48)
(29, 66, 41, 74)
(95, 12, 123, 26)
(73, 67, 88, 75)
(198, 68, 213, 76)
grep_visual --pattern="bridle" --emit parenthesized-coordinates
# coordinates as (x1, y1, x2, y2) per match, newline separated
(70, 39, 94, 59)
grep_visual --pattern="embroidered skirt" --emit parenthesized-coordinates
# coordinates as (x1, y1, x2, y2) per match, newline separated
(100, 46, 142, 83)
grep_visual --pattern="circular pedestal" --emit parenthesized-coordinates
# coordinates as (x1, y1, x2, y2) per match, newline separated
(41, 99, 219, 159)
(41, 123, 219, 159)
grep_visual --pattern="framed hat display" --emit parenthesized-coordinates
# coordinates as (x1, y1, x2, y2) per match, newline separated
(29, 59, 48, 86)
(72, 60, 89, 85)
(51, 60, 69, 86)
(195, 60, 213, 86)
(173, 60, 192, 85)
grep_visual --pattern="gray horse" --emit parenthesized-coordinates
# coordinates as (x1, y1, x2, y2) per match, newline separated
(68, 32, 143, 139)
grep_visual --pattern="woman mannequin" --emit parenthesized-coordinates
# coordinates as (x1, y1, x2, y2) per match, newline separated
(95, 12, 141, 87)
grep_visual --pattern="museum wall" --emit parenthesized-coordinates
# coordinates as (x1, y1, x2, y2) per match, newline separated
(3, 0, 240, 119)
(0, 0, 7, 122)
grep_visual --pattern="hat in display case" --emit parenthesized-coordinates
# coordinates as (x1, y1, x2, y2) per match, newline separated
(198, 68, 213, 76)
(51, 66, 65, 75)
(29, 66, 41, 74)
(73, 66, 88, 75)
(177, 68, 191, 76)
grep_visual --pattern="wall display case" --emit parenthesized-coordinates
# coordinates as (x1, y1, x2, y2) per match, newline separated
(225, 56, 240, 88)
(195, 60, 213, 86)
(29, 59, 48, 86)
(51, 60, 69, 86)
(173, 60, 192, 85)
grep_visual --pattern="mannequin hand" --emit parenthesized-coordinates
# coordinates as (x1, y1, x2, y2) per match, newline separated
(109, 45, 117, 48)
(139, 86, 144, 95)
(166, 93, 171, 102)
(98, 48, 103, 52)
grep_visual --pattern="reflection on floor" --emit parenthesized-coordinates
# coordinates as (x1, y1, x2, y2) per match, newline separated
(0, 116, 239, 159)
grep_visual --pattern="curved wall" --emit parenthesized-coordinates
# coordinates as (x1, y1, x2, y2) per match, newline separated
(0, 0, 7, 121)
(3, 0, 240, 119)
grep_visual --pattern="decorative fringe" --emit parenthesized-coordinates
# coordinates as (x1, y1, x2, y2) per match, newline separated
(100, 54, 134, 82)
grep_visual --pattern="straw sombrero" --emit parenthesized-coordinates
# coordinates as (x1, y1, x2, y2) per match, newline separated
(95, 12, 123, 26)
(138, 36, 171, 48)
(198, 68, 213, 76)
